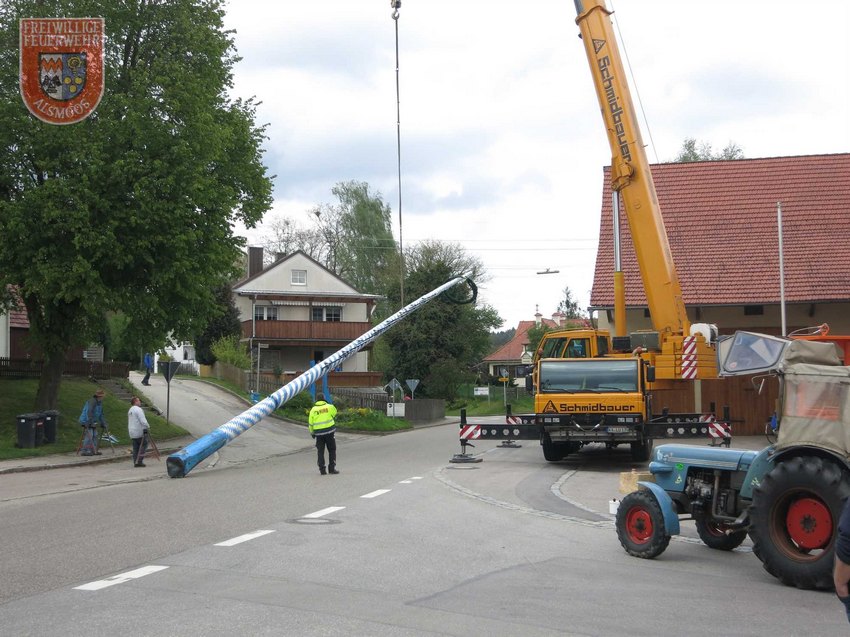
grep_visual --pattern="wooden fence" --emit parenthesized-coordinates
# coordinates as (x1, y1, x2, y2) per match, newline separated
(331, 388, 390, 412)
(0, 358, 130, 380)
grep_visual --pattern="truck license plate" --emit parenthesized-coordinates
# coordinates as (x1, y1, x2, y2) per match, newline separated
(606, 426, 630, 433)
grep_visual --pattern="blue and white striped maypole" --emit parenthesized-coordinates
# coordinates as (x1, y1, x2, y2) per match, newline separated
(166, 276, 470, 477)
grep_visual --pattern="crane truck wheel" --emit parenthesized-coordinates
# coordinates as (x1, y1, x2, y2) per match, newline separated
(630, 436, 653, 462)
(748, 456, 850, 590)
(541, 434, 574, 461)
(615, 489, 671, 559)
(694, 517, 748, 551)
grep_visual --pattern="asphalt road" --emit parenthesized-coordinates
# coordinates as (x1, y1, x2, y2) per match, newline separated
(0, 377, 846, 636)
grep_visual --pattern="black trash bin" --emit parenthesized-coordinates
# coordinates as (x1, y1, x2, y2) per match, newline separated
(16, 413, 45, 448)
(42, 410, 59, 444)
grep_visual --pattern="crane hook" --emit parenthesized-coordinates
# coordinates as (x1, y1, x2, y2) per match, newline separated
(391, 0, 400, 20)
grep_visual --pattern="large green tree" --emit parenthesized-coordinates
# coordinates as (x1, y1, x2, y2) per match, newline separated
(0, 0, 273, 408)
(263, 181, 399, 295)
(378, 241, 502, 400)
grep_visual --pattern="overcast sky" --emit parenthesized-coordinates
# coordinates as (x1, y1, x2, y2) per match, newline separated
(223, 0, 850, 331)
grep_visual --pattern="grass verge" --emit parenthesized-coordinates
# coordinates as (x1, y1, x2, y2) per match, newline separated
(184, 377, 412, 433)
(447, 395, 534, 417)
(0, 378, 188, 460)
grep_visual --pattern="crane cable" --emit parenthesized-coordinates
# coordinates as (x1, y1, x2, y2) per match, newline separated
(391, 1, 405, 308)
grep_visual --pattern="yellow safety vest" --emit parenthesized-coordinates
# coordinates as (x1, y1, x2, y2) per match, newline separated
(309, 401, 337, 435)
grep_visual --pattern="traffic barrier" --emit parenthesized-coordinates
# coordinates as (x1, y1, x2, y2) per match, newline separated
(450, 409, 483, 463)
(166, 276, 473, 478)
(498, 404, 522, 448)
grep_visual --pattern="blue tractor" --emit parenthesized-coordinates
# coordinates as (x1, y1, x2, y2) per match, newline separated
(615, 331, 850, 590)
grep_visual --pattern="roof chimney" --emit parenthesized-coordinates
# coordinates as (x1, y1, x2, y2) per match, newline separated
(552, 311, 565, 327)
(534, 305, 542, 326)
(248, 246, 264, 278)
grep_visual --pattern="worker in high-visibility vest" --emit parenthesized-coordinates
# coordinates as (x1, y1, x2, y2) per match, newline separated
(308, 393, 339, 475)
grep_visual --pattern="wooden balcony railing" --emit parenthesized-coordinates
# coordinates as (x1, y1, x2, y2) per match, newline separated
(241, 320, 372, 342)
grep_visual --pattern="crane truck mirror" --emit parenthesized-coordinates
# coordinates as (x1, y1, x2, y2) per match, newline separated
(525, 376, 534, 393)
(646, 365, 656, 383)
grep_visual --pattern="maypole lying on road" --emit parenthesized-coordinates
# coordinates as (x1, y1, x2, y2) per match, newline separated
(166, 276, 475, 478)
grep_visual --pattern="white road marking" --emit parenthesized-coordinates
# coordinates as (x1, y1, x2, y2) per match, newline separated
(361, 489, 391, 498)
(303, 506, 345, 518)
(74, 565, 169, 591)
(399, 476, 422, 483)
(214, 530, 275, 547)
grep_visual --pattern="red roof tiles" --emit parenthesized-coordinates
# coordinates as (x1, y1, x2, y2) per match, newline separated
(590, 153, 850, 307)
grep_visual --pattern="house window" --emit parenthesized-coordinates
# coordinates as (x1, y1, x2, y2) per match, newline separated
(744, 305, 764, 316)
(311, 306, 342, 322)
(291, 269, 307, 285)
(254, 306, 278, 321)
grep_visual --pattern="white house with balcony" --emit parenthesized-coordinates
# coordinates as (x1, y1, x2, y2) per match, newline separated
(232, 248, 383, 387)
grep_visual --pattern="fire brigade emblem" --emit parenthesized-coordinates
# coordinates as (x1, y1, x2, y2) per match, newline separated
(39, 53, 87, 100)
(20, 17, 105, 125)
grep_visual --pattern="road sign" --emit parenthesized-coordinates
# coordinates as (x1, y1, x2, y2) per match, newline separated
(258, 343, 269, 349)
(498, 377, 509, 383)
(160, 360, 180, 383)
(405, 379, 419, 393)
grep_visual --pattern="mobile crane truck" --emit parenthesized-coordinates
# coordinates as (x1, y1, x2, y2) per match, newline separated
(475, 0, 724, 461)
(616, 329, 850, 590)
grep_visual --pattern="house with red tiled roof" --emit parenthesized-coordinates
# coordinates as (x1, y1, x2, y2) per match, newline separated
(0, 290, 34, 359)
(588, 153, 850, 434)
(590, 153, 850, 336)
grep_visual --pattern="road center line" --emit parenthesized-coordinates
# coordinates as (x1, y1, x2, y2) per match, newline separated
(399, 476, 422, 483)
(215, 530, 275, 547)
(303, 506, 345, 518)
(361, 489, 391, 498)
(74, 565, 169, 591)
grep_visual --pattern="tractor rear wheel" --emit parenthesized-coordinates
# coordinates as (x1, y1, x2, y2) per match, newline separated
(748, 456, 850, 590)
(695, 517, 747, 551)
(616, 489, 671, 559)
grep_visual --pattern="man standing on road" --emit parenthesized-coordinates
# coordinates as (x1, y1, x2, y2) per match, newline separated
(308, 393, 338, 475)
(142, 352, 153, 386)
(127, 396, 150, 468)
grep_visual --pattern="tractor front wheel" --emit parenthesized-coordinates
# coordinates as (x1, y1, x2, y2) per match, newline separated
(748, 456, 850, 590)
(616, 489, 671, 559)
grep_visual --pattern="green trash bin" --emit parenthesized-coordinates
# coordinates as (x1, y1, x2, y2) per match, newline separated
(16, 413, 44, 448)
(42, 410, 59, 444)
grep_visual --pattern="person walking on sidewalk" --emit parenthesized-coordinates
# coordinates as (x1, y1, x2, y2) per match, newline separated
(141, 352, 153, 386)
(308, 393, 338, 475)
(80, 389, 107, 456)
(127, 396, 150, 467)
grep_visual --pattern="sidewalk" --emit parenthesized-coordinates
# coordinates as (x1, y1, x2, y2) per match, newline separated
(0, 435, 197, 475)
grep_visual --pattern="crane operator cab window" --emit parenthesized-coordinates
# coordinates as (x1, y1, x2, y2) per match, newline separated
(566, 338, 589, 358)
